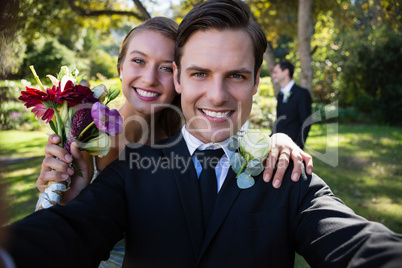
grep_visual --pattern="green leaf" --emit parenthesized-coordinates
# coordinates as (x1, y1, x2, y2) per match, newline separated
(109, 88, 120, 102)
(49, 120, 57, 133)
(72, 162, 83, 177)
(76, 74, 86, 85)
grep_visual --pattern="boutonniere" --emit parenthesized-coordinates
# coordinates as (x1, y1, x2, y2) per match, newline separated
(283, 91, 292, 103)
(229, 129, 271, 189)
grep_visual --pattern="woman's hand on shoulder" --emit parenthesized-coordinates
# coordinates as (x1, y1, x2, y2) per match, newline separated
(263, 133, 313, 188)
(37, 134, 91, 203)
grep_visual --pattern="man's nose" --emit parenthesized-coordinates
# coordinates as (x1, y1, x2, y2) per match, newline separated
(205, 78, 229, 106)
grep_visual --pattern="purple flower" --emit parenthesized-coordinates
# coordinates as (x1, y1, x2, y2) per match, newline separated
(91, 102, 123, 136)
(65, 107, 93, 153)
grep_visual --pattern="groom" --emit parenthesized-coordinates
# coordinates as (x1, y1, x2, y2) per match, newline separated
(5, 0, 402, 267)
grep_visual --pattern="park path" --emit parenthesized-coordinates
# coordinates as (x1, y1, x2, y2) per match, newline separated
(0, 155, 39, 168)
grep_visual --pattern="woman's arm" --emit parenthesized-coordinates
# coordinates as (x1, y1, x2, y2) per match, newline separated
(263, 133, 313, 188)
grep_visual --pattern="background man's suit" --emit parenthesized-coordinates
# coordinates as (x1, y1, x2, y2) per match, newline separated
(7, 132, 402, 267)
(274, 84, 312, 149)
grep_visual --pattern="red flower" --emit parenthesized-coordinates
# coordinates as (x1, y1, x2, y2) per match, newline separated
(18, 86, 56, 123)
(55, 81, 97, 106)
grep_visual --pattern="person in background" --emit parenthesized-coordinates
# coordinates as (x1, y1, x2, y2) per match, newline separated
(271, 61, 312, 149)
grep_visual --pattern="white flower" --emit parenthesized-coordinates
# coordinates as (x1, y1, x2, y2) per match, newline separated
(91, 84, 108, 103)
(46, 75, 59, 86)
(240, 130, 271, 162)
(58, 66, 71, 80)
(60, 75, 77, 92)
(81, 131, 111, 158)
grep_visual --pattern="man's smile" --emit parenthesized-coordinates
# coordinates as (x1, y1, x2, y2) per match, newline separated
(200, 108, 234, 119)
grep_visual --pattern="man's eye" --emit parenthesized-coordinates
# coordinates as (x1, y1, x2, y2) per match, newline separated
(231, 74, 244, 79)
(194, 73, 206, 78)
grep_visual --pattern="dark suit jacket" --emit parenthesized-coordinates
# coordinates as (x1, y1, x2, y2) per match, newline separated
(7, 133, 402, 267)
(274, 84, 312, 149)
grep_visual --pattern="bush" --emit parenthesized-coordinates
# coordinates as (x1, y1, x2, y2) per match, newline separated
(0, 80, 40, 130)
(250, 77, 276, 129)
(341, 34, 402, 126)
(89, 49, 117, 79)
(22, 37, 78, 77)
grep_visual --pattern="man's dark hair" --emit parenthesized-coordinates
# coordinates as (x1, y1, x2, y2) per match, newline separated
(175, 0, 267, 83)
(277, 61, 295, 79)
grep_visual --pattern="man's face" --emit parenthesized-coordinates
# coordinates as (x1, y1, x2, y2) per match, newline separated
(174, 29, 260, 143)
(271, 64, 286, 87)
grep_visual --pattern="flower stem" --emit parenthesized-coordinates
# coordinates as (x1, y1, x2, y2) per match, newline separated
(29, 65, 46, 91)
(236, 160, 248, 178)
(78, 122, 95, 140)
(53, 109, 64, 147)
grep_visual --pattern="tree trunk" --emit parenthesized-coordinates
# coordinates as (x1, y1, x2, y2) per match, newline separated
(263, 42, 281, 98)
(298, 0, 314, 92)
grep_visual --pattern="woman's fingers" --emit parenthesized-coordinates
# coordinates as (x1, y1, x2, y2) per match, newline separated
(301, 150, 313, 175)
(44, 143, 72, 163)
(263, 146, 278, 183)
(36, 156, 74, 192)
(289, 151, 303, 182)
(271, 149, 291, 188)
(60, 142, 91, 204)
(48, 134, 61, 145)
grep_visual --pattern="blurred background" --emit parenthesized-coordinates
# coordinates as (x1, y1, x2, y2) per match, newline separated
(0, 1, 401, 266)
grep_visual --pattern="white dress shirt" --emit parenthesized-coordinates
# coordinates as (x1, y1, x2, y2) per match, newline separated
(281, 80, 295, 102)
(181, 126, 235, 192)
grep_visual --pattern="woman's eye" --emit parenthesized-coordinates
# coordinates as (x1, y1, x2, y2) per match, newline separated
(161, 66, 173, 73)
(133, 58, 145, 65)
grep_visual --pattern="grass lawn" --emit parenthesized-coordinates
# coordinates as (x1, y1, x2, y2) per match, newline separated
(1, 124, 401, 267)
(0, 130, 48, 223)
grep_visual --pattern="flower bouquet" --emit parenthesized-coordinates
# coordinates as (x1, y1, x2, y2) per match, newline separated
(19, 65, 123, 210)
(229, 129, 271, 189)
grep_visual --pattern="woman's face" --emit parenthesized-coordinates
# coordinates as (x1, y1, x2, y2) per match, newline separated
(120, 30, 176, 116)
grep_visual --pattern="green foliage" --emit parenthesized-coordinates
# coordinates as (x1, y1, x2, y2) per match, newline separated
(89, 49, 118, 79)
(341, 33, 402, 125)
(22, 37, 78, 77)
(0, 33, 26, 78)
(250, 77, 276, 129)
(0, 80, 40, 130)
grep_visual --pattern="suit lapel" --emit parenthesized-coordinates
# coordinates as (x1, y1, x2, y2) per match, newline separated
(161, 133, 204, 259)
(287, 84, 295, 102)
(198, 168, 241, 260)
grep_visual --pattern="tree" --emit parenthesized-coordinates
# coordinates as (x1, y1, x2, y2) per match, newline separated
(62, 0, 151, 20)
(248, 0, 346, 95)
(298, 0, 314, 91)
(0, 0, 21, 78)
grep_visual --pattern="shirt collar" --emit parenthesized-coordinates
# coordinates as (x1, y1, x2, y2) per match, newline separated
(281, 80, 295, 94)
(181, 125, 235, 160)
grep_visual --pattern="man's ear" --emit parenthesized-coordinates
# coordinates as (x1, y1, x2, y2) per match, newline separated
(173, 61, 181, 94)
(284, 68, 290, 79)
(253, 67, 261, 95)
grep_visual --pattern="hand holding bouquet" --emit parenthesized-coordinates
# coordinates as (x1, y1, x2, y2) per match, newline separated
(19, 66, 123, 210)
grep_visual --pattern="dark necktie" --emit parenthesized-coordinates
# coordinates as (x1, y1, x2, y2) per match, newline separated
(195, 148, 225, 231)
(278, 91, 284, 103)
